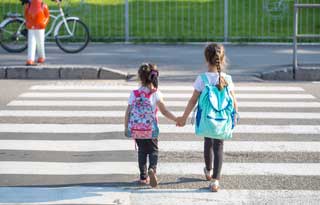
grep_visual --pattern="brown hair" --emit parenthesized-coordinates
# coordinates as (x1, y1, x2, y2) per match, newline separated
(204, 43, 227, 90)
(138, 63, 159, 88)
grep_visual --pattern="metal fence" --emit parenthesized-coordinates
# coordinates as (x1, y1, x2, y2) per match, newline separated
(293, 1, 320, 78)
(1, 0, 319, 42)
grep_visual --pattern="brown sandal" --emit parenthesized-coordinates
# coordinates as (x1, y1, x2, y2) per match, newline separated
(148, 168, 158, 188)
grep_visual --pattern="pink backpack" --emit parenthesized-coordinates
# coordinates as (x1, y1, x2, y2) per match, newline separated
(128, 90, 159, 139)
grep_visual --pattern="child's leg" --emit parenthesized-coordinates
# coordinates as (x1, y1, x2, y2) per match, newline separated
(136, 139, 148, 180)
(212, 139, 224, 179)
(204, 137, 213, 171)
(27, 29, 36, 62)
(34, 29, 46, 60)
(147, 138, 158, 187)
(147, 138, 159, 172)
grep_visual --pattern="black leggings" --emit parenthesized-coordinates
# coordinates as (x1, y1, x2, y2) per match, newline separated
(135, 139, 159, 180)
(204, 138, 224, 180)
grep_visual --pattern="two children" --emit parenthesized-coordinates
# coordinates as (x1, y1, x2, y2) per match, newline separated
(124, 43, 238, 192)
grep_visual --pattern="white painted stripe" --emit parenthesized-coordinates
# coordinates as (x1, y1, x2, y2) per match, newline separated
(19, 92, 315, 99)
(0, 124, 319, 134)
(30, 85, 305, 91)
(0, 187, 130, 205)
(0, 162, 319, 175)
(0, 140, 319, 152)
(6, 100, 320, 108)
(7, 100, 320, 108)
(131, 189, 320, 205)
(238, 101, 320, 108)
(1, 110, 320, 119)
(240, 112, 320, 119)
(0, 188, 318, 205)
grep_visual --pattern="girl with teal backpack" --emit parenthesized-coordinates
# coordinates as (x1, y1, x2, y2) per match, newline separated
(176, 43, 239, 192)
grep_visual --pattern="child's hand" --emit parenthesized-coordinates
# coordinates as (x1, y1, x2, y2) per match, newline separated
(232, 112, 240, 129)
(176, 116, 186, 127)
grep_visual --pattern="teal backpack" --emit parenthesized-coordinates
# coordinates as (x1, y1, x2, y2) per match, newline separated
(195, 73, 235, 140)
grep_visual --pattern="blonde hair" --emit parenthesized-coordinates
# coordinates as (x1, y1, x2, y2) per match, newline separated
(204, 43, 227, 90)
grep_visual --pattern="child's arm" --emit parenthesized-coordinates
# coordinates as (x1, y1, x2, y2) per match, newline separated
(230, 90, 238, 112)
(124, 105, 131, 137)
(178, 90, 200, 126)
(230, 90, 240, 125)
(157, 98, 177, 122)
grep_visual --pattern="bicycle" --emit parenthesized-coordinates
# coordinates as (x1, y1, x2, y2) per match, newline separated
(0, 0, 90, 53)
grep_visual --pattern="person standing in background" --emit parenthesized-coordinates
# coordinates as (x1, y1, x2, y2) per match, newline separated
(23, 0, 50, 65)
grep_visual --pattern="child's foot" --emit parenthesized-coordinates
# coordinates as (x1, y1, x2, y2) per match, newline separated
(148, 168, 158, 188)
(138, 177, 150, 185)
(209, 179, 220, 192)
(26, 60, 36, 66)
(203, 167, 213, 181)
(37, 57, 45, 64)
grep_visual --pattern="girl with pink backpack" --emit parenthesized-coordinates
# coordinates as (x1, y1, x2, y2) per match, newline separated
(124, 63, 177, 188)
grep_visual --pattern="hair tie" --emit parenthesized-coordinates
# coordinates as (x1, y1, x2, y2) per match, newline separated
(148, 70, 159, 81)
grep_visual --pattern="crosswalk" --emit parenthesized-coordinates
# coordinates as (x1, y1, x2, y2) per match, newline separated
(0, 82, 320, 204)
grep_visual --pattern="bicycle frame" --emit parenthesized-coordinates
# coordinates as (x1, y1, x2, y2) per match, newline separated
(52, 6, 79, 38)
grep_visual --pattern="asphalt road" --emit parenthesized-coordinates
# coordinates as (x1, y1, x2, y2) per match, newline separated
(0, 79, 319, 204)
(1, 43, 320, 81)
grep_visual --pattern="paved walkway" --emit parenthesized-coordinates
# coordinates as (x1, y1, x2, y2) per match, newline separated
(0, 43, 319, 81)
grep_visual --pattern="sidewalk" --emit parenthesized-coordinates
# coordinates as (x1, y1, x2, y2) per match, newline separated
(0, 43, 319, 81)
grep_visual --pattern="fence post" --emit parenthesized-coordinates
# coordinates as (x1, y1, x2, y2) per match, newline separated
(125, 0, 129, 42)
(293, 0, 298, 79)
(224, 0, 228, 42)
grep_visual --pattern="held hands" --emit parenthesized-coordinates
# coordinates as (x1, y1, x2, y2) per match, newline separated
(176, 116, 187, 127)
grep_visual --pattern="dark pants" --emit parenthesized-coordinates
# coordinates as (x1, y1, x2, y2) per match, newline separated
(204, 137, 224, 180)
(135, 139, 159, 180)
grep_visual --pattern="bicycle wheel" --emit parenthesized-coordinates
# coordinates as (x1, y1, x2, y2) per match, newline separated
(55, 19, 90, 53)
(0, 19, 27, 53)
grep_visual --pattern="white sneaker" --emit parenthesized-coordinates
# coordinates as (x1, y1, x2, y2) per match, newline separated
(203, 167, 213, 181)
(210, 179, 220, 192)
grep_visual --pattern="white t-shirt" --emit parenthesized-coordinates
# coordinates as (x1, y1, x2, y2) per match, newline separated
(193, 72, 235, 92)
(128, 86, 163, 111)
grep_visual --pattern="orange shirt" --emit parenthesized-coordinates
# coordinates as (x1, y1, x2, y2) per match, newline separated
(24, 0, 50, 29)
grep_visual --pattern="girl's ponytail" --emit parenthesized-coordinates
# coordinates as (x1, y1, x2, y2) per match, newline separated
(215, 47, 224, 91)
(148, 69, 159, 89)
(138, 63, 159, 89)
(204, 43, 227, 91)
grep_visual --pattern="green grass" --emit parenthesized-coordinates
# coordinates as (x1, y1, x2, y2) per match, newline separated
(1, 0, 320, 42)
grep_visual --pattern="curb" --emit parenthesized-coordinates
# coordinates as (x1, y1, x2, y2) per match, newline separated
(261, 66, 320, 81)
(0, 65, 129, 80)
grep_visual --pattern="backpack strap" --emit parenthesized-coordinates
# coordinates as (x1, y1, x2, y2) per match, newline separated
(200, 73, 210, 86)
(133, 89, 153, 98)
(133, 90, 140, 98)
